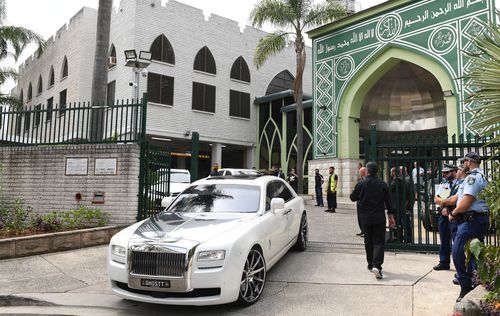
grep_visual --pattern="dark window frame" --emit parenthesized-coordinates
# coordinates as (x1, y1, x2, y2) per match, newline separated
(107, 80, 116, 106)
(150, 34, 175, 64)
(48, 66, 55, 87)
(59, 89, 67, 115)
(46, 97, 54, 122)
(192, 82, 216, 113)
(34, 104, 42, 127)
(27, 83, 32, 101)
(147, 73, 174, 106)
(108, 44, 117, 69)
(193, 46, 216, 75)
(229, 90, 250, 119)
(230, 56, 251, 83)
(61, 56, 68, 79)
(37, 75, 43, 95)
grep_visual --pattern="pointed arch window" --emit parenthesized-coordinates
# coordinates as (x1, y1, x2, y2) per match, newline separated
(193, 46, 216, 74)
(37, 75, 43, 95)
(265, 70, 294, 95)
(27, 83, 33, 101)
(19, 89, 23, 105)
(230, 56, 250, 83)
(150, 34, 175, 64)
(61, 56, 68, 79)
(108, 44, 117, 68)
(48, 66, 55, 87)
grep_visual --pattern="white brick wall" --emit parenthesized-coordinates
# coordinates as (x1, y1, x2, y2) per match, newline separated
(308, 158, 363, 198)
(0, 144, 140, 225)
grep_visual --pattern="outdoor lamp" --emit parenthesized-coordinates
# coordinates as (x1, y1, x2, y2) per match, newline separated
(139, 50, 152, 61)
(443, 90, 454, 97)
(124, 49, 137, 60)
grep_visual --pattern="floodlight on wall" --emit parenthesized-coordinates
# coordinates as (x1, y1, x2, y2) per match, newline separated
(124, 49, 137, 60)
(139, 50, 152, 61)
(443, 90, 454, 97)
(124, 49, 151, 68)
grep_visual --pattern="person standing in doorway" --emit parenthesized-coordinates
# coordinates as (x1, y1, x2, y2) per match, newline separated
(314, 169, 324, 207)
(288, 168, 298, 192)
(350, 162, 395, 280)
(448, 152, 489, 302)
(325, 166, 338, 213)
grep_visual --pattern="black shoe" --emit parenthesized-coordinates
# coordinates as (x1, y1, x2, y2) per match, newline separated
(452, 278, 459, 285)
(456, 286, 473, 302)
(331, 209, 336, 213)
(356, 232, 363, 236)
(433, 264, 450, 271)
(367, 265, 372, 271)
(320, 205, 324, 207)
(324, 209, 331, 212)
(314, 204, 320, 206)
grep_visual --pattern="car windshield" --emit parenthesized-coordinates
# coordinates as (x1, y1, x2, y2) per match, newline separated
(157, 171, 190, 183)
(168, 184, 260, 213)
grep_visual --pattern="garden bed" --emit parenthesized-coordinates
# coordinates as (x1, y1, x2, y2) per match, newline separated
(0, 225, 123, 259)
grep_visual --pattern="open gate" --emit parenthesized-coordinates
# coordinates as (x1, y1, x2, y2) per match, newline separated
(366, 125, 499, 252)
(138, 142, 171, 221)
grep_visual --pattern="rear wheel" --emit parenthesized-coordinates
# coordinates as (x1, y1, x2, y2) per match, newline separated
(293, 212, 308, 251)
(237, 247, 266, 306)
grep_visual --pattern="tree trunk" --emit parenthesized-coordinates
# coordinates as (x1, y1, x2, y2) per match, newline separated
(294, 39, 306, 195)
(89, 0, 112, 141)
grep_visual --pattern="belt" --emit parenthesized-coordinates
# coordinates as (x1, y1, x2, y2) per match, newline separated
(464, 211, 488, 217)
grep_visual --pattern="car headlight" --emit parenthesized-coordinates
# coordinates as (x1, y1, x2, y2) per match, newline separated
(198, 250, 225, 261)
(111, 245, 126, 257)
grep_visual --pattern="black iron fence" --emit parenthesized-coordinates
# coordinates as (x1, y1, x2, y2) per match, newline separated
(0, 95, 147, 146)
(366, 125, 499, 251)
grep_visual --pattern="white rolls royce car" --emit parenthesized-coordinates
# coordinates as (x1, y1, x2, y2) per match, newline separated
(108, 175, 308, 306)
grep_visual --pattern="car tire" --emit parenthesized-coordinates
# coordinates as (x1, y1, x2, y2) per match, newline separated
(237, 247, 266, 306)
(293, 212, 308, 251)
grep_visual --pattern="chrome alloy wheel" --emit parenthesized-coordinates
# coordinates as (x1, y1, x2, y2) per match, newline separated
(239, 248, 266, 305)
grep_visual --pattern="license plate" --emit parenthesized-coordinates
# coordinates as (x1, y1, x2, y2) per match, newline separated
(140, 279, 170, 288)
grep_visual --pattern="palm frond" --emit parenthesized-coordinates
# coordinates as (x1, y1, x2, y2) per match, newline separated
(254, 31, 290, 68)
(0, 25, 45, 60)
(0, 66, 17, 84)
(303, 2, 346, 30)
(0, 94, 22, 108)
(250, 0, 296, 30)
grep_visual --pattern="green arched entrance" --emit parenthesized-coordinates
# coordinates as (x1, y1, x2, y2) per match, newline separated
(338, 47, 458, 159)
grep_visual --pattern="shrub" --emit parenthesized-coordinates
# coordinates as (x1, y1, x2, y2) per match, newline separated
(33, 206, 110, 232)
(0, 199, 33, 235)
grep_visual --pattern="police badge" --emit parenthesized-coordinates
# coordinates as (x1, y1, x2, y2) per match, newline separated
(467, 176, 476, 185)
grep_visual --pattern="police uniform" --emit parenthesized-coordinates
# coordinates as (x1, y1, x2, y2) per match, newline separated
(451, 153, 489, 300)
(434, 164, 459, 270)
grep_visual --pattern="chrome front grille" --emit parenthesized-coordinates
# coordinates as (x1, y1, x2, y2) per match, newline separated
(130, 251, 186, 277)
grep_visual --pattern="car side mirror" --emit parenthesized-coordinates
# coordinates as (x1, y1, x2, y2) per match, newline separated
(161, 196, 175, 208)
(270, 198, 285, 213)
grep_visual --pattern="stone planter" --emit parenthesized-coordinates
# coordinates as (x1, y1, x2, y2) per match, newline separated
(0, 226, 124, 259)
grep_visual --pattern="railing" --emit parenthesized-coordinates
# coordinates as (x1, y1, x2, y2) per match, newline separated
(0, 95, 147, 146)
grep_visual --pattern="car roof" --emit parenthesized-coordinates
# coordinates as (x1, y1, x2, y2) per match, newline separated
(193, 175, 278, 185)
(157, 168, 190, 173)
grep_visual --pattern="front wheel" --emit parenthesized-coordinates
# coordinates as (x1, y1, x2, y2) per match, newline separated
(237, 248, 266, 306)
(293, 212, 308, 251)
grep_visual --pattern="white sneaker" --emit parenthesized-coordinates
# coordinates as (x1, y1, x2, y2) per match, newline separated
(372, 267, 383, 279)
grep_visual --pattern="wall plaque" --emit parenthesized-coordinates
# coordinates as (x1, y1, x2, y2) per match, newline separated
(65, 158, 88, 176)
(95, 158, 118, 175)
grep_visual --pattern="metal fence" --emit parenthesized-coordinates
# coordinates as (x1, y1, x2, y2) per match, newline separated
(0, 95, 147, 146)
(366, 125, 499, 251)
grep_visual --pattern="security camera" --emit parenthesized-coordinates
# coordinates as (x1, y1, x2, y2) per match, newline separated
(140, 69, 148, 78)
(129, 82, 137, 87)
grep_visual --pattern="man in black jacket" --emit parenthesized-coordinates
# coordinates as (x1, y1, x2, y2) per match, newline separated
(350, 162, 395, 279)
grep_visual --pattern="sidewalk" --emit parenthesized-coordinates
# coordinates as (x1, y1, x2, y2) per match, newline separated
(0, 200, 462, 315)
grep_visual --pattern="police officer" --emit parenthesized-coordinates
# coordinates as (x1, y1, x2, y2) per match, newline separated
(448, 152, 489, 302)
(433, 163, 458, 271)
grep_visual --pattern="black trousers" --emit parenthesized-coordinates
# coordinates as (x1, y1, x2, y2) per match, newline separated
(356, 202, 363, 233)
(362, 222, 386, 270)
(327, 191, 337, 210)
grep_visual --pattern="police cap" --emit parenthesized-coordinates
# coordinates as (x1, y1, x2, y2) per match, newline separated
(441, 163, 457, 172)
(464, 152, 481, 164)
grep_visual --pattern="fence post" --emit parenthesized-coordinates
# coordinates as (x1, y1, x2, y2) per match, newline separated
(370, 124, 377, 162)
(191, 132, 199, 182)
(140, 93, 148, 142)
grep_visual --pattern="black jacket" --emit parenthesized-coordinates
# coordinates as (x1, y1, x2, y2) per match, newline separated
(350, 175, 393, 225)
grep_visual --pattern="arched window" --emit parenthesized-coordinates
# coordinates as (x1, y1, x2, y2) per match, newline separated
(61, 56, 68, 79)
(150, 34, 175, 64)
(19, 89, 23, 105)
(37, 75, 43, 95)
(27, 83, 32, 101)
(108, 44, 117, 68)
(230, 56, 250, 83)
(48, 66, 55, 87)
(193, 46, 216, 74)
(265, 70, 294, 95)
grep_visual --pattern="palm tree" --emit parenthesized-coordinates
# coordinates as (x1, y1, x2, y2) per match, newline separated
(251, 0, 345, 194)
(89, 0, 113, 141)
(0, 0, 44, 107)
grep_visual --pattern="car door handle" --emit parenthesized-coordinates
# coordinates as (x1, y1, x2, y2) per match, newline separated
(283, 208, 293, 215)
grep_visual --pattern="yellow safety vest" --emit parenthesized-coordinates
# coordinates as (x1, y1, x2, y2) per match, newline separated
(328, 174, 337, 192)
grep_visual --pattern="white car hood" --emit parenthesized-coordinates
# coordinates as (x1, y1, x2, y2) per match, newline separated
(169, 182, 190, 195)
(129, 212, 255, 245)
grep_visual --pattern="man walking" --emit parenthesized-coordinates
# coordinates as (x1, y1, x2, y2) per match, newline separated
(433, 163, 459, 271)
(325, 166, 338, 213)
(314, 169, 324, 207)
(350, 162, 395, 279)
(448, 152, 489, 302)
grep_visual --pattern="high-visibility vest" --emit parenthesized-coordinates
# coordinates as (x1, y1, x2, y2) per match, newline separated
(328, 174, 337, 192)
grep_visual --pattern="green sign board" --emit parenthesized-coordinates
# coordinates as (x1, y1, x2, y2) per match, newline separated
(312, 0, 495, 158)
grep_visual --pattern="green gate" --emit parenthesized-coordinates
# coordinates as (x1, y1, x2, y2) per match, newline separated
(366, 125, 499, 252)
(138, 142, 172, 221)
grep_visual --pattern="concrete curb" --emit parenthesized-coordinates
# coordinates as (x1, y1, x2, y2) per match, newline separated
(0, 225, 124, 259)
